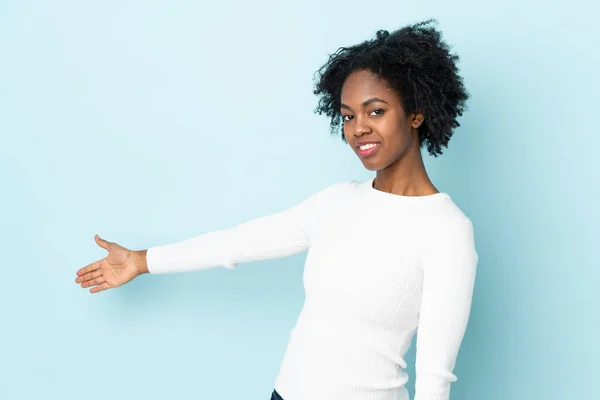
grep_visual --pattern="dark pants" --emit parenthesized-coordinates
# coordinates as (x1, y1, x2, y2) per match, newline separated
(270, 389, 284, 400)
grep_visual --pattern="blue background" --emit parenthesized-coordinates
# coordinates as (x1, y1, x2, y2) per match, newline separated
(1, 1, 598, 399)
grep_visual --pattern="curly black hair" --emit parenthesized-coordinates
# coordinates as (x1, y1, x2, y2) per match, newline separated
(312, 18, 469, 157)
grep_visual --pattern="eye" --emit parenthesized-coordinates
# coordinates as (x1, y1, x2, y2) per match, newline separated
(370, 109, 385, 116)
(342, 114, 354, 122)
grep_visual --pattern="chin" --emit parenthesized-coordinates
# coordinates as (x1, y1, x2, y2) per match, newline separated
(359, 159, 383, 171)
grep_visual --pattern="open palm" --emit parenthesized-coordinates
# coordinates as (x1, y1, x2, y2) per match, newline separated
(75, 235, 142, 293)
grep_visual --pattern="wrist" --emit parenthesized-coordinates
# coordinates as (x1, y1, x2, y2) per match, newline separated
(133, 250, 149, 275)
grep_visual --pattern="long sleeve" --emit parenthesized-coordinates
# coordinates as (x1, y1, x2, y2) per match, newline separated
(413, 219, 478, 400)
(146, 182, 342, 274)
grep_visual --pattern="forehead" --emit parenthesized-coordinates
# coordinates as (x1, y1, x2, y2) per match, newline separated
(340, 69, 397, 102)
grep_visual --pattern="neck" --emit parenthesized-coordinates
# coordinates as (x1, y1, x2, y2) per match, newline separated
(374, 136, 438, 196)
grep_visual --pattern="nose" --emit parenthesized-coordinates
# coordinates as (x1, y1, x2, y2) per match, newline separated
(353, 115, 372, 137)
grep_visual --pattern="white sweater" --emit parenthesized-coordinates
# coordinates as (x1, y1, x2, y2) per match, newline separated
(147, 179, 478, 400)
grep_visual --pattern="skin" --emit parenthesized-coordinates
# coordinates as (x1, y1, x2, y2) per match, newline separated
(76, 69, 441, 294)
(75, 235, 148, 293)
(340, 69, 439, 197)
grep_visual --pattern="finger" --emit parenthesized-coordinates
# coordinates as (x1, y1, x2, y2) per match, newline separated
(76, 260, 103, 277)
(82, 275, 106, 288)
(94, 234, 112, 252)
(90, 282, 110, 294)
(78, 267, 103, 282)
(80, 270, 105, 287)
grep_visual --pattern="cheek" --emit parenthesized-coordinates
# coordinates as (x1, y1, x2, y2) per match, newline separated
(378, 119, 402, 142)
(342, 124, 351, 142)
(380, 120, 412, 152)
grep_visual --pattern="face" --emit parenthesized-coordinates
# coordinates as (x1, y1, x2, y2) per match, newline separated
(340, 69, 424, 171)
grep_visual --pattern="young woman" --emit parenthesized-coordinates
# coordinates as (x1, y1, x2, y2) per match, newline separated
(75, 19, 478, 400)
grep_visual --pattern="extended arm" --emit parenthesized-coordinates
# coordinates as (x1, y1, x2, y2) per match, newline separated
(145, 183, 341, 274)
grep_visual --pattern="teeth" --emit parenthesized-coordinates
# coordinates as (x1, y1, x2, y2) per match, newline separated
(359, 143, 377, 150)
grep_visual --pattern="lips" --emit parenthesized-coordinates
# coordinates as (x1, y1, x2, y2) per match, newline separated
(356, 142, 381, 157)
(355, 141, 380, 148)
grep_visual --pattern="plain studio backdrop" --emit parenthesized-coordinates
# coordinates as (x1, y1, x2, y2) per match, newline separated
(1, 1, 598, 399)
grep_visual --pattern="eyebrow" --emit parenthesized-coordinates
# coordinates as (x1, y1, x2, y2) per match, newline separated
(340, 97, 389, 110)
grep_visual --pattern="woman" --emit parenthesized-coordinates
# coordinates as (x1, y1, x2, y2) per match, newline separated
(75, 18, 478, 400)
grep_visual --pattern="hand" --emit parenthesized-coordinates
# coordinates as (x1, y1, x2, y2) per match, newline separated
(75, 235, 147, 294)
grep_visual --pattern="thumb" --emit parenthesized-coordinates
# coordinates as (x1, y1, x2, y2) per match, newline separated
(95, 234, 112, 251)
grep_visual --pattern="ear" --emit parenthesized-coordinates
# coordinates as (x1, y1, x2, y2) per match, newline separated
(410, 112, 424, 129)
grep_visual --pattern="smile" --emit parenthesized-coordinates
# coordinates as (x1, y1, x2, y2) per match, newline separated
(357, 143, 380, 157)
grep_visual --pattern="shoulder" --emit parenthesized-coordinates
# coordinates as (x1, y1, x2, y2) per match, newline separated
(417, 198, 478, 264)
(304, 179, 362, 202)
(324, 179, 363, 192)
(421, 196, 475, 237)
(294, 180, 362, 220)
